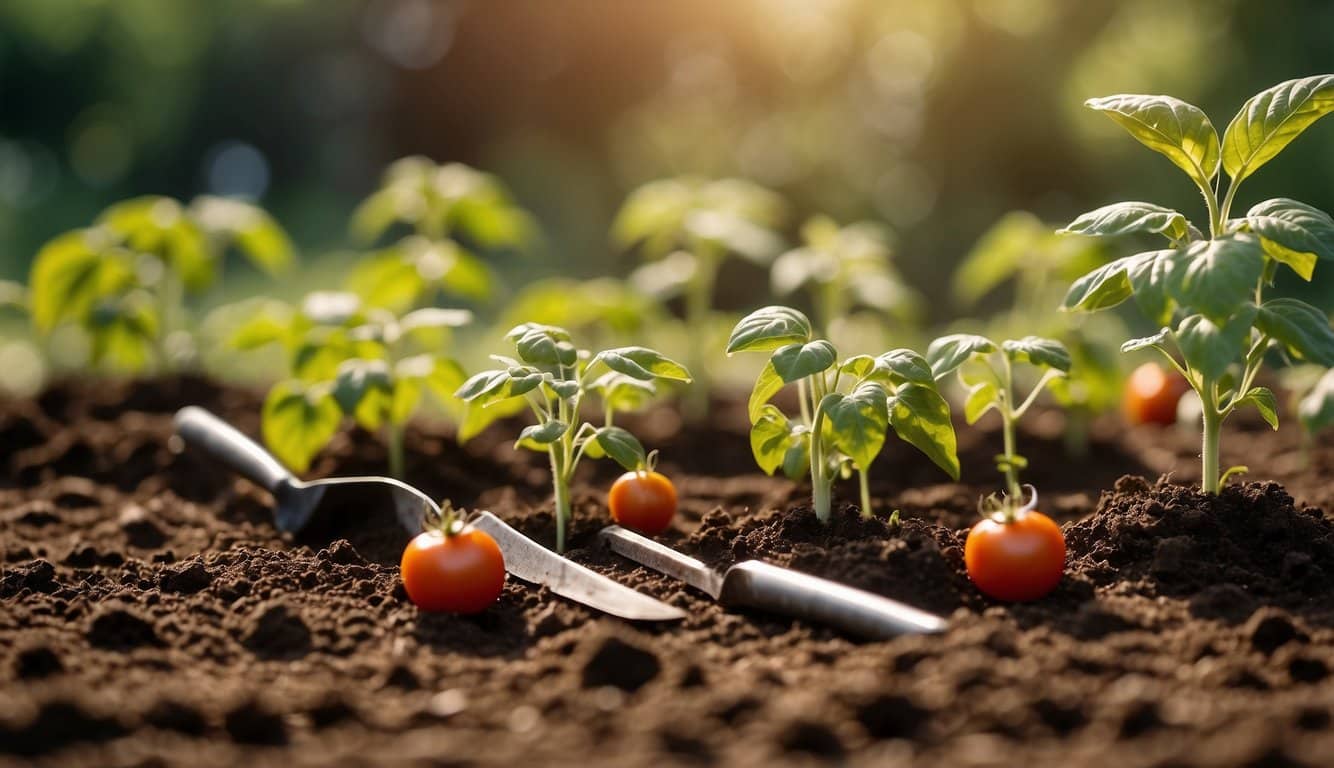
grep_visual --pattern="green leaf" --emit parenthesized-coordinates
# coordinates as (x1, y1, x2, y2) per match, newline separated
(748, 360, 785, 422)
(457, 396, 526, 443)
(516, 420, 569, 449)
(1255, 298, 1334, 366)
(346, 252, 425, 314)
(302, 291, 365, 327)
(781, 437, 811, 481)
(191, 196, 295, 275)
(511, 324, 578, 367)
(591, 346, 692, 382)
(1085, 94, 1220, 189)
(98, 196, 214, 292)
(925, 334, 996, 379)
(727, 306, 813, 354)
(29, 230, 135, 333)
(964, 380, 999, 425)
(871, 349, 935, 386)
(888, 383, 960, 480)
(1171, 235, 1265, 322)
(1298, 369, 1334, 434)
(451, 196, 536, 250)
(1222, 75, 1334, 186)
(332, 359, 394, 428)
(1061, 256, 1134, 313)
(821, 382, 889, 471)
(455, 368, 540, 405)
(590, 372, 657, 414)
(1175, 309, 1256, 381)
(1121, 327, 1172, 353)
(1239, 198, 1334, 280)
(750, 405, 799, 476)
(951, 211, 1046, 305)
(1233, 386, 1279, 430)
(770, 340, 837, 383)
(593, 426, 646, 470)
(262, 381, 342, 473)
(87, 295, 159, 372)
(227, 301, 295, 350)
(1059, 202, 1191, 242)
(1002, 336, 1072, 372)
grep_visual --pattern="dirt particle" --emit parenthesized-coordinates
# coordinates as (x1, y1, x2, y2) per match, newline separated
(119, 505, 167, 549)
(381, 663, 420, 690)
(1244, 610, 1308, 655)
(242, 603, 312, 659)
(14, 646, 63, 679)
(659, 729, 714, 763)
(2, 559, 57, 595)
(1287, 655, 1328, 684)
(1118, 700, 1162, 739)
(0, 700, 126, 757)
(144, 701, 207, 735)
(679, 664, 706, 688)
(856, 693, 929, 740)
(1188, 583, 1257, 625)
(1295, 706, 1330, 731)
(580, 634, 661, 692)
(160, 560, 212, 594)
(87, 607, 162, 650)
(309, 698, 359, 728)
(224, 701, 288, 745)
(779, 720, 845, 758)
(1032, 697, 1087, 735)
(318, 539, 366, 565)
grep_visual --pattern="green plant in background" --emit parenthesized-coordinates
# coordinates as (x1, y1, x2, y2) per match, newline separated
(455, 323, 691, 552)
(729, 306, 958, 523)
(952, 211, 1125, 455)
(1277, 365, 1334, 464)
(347, 157, 538, 312)
(1061, 75, 1334, 494)
(927, 334, 1071, 505)
(27, 196, 293, 371)
(771, 214, 921, 337)
(500, 277, 667, 351)
(229, 291, 471, 477)
(613, 176, 787, 418)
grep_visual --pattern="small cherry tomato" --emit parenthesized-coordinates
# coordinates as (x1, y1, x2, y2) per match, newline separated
(1123, 361, 1189, 426)
(400, 528, 506, 613)
(608, 469, 677, 535)
(964, 510, 1065, 602)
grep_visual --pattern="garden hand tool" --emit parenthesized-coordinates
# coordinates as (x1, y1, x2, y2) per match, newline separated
(174, 406, 686, 622)
(600, 524, 947, 638)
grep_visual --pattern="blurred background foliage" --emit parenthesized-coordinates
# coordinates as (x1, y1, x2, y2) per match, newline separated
(3, 0, 1334, 394)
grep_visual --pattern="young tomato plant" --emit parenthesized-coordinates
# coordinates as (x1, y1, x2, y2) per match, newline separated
(230, 291, 471, 477)
(1060, 75, 1334, 493)
(927, 334, 1071, 503)
(454, 323, 691, 553)
(771, 215, 921, 336)
(28, 196, 293, 371)
(348, 158, 537, 312)
(728, 306, 959, 523)
(613, 176, 786, 417)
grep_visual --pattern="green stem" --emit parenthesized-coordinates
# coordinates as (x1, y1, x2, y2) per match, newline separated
(1217, 180, 1239, 235)
(1201, 392, 1222, 495)
(1204, 180, 1225, 238)
(386, 423, 405, 479)
(682, 252, 719, 422)
(999, 357, 1021, 504)
(550, 450, 572, 553)
(810, 405, 832, 522)
(857, 468, 872, 519)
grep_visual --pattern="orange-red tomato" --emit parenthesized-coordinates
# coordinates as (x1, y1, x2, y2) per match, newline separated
(400, 529, 505, 613)
(964, 510, 1065, 602)
(608, 470, 677, 535)
(1123, 362, 1189, 426)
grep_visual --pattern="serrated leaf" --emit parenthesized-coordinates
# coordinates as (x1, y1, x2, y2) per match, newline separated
(750, 404, 798, 476)
(1176, 309, 1256, 381)
(925, 334, 996, 379)
(727, 306, 812, 353)
(1059, 202, 1191, 242)
(516, 420, 568, 449)
(1233, 387, 1279, 430)
(888, 383, 959, 480)
(591, 346, 692, 382)
(594, 426, 646, 470)
(1239, 198, 1334, 280)
(770, 340, 837, 383)
(1298, 369, 1334, 434)
(964, 380, 999, 425)
(1171, 235, 1265, 322)
(821, 382, 889, 471)
(1255, 298, 1334, 366)
(1086, 94, 1220, 189)
(1002, 336, 1072, 372)
(262, 381, 342, 473)
(1121, 327, 1172, 353)
(1222, 75, 1334, 186)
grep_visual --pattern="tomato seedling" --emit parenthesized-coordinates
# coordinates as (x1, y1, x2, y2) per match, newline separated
(1061, 75, 1334, 493)
(728, 306, 959, 523)
(230, 291, 471, 476)
(964, 489, 1065, 602)
(771, 215, 921, 336)
(400, 502, 506, 614)
(608, 454, 677, 535)
(348, 158, 537, 312)
(613, 176, 786, 417)
(927, 333, 1071, 504)
(29, 195, 293, 371)
(455, 323, 691, 552)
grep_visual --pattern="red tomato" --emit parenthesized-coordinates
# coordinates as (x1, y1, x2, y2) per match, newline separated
(964, 510, 1065, 602)
(400, 529, 506, 613)
(608, 470, 677, 535)
(1123, 362, 1188, 426)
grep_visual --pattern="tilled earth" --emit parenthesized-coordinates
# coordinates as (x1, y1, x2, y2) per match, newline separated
(2, 377, 1334, 767)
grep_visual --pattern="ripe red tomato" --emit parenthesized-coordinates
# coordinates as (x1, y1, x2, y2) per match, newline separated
(964, 510, 1065, 602)
(400, 528, 506, 613)
(1123, 361, 1188, 426)
(608, 470, 677, 535)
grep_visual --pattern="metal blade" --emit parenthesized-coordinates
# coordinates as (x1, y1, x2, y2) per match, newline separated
(599, 525, 724, 598)
(470, 512, 686, 622)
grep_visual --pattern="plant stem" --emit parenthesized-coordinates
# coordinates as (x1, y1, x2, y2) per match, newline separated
(999, 357, 1021, 505)
(858, 468, 872, 519)
(682, 251, 719, 422)
(810, 405, 832, 522)
(1201, 397, 1222, 495)
(386, 423, 405, 479)
(550, 450, 571, 553)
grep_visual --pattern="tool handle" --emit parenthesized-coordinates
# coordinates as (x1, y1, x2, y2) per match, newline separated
(173, 406, 294, 494)
(721, 561, 948, 639)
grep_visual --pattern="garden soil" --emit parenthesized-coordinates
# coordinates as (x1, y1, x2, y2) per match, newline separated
(3, 377, 1334, 767)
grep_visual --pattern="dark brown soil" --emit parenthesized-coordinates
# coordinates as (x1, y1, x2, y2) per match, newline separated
(3, 377, 1334, 767)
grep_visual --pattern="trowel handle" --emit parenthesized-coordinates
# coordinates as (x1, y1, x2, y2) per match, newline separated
(174, 406, 294, 494)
